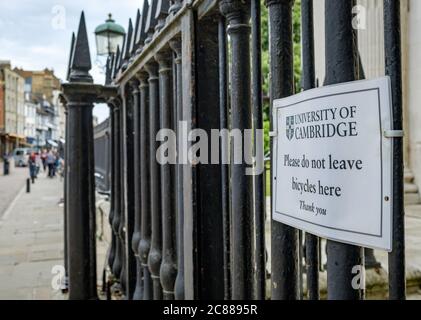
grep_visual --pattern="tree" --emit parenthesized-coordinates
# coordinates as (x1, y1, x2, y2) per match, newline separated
(262, 0, 302, 155)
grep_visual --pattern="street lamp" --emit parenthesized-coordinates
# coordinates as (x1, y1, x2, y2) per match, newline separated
(94, 14, 125, 56)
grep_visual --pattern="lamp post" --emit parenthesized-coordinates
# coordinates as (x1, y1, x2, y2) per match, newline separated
(95, 14, 125, 85)
(95, 14, 125, 58)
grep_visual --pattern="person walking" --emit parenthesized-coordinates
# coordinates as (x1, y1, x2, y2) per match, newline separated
(35, 151, 42, 177)
(2, 152, 10, 176)
(46, 150, 56, 178)
(41, 150, 47, 172)
(28, 152, 37, 182)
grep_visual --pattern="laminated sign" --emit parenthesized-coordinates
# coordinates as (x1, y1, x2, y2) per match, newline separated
(272, 77, 394, 251)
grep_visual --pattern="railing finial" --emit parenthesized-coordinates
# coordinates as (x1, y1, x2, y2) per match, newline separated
(145, 0, 159, 44)
(155, 0, 170, 32)
(69, 11, 92, 83)
(66, 32, 76, 82)
(121, 19, 134, 71)
(113, 45, 121, 79)
(135, 0, 150, 55)
(130, 9, 141, 56)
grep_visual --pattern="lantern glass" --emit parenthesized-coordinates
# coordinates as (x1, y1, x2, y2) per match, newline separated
(95, 31, 124, 56)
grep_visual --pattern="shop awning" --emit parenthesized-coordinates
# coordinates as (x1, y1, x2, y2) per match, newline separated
(47, 140, 58, 147)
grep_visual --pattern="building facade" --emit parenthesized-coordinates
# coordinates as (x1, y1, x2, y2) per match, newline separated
(0, 61, 26, 154)
(24, 92, 37, 144)
(14, 68, 62, 149)
(14, 68, 61, 105)
(53, 90, 66, 141)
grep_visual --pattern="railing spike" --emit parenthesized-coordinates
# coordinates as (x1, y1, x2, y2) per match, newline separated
(118, 34, 126, 70)
(121, 19, 133, 70)
(131, 9, 141, 55)
(169, 0, 183, 14)
(155, 0, 170, 32)
(144, 0, 159, 44)
(136, 0, 150, 54)
(66, 32, 75, 82)
(70, 11, 92, 82)
(113, 45, 121, 78)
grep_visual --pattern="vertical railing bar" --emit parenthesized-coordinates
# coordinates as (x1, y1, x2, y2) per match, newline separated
(384, 0, 406, 300)
(146, 60, 163, 300)
(131, 78, 144, 300)
(156, 50, 177, 300)
(138, 71, 153, 300)
(119, 92, 128, 295)
(325, 0, 363, 300)
(123, 83, 138, 299)
(218, 15, 231, 301)
(266, 0, 299, 300)
(170, 39, 185, 300)
(301, 0, 319, 301)
(107, 102, 116, 284)
(112, 101, 123, 284)
(220, 0, 253, 300)
(251, 0, 266, 301)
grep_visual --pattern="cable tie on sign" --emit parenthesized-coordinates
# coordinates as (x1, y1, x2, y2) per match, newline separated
(384, 130, 404, 138)
(269, 131, 278, 137)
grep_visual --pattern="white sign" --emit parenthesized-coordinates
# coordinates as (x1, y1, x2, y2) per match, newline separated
(272, 77, 393, 251)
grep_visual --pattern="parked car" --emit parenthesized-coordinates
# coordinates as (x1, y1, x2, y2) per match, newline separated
(13, 148, 30, 167)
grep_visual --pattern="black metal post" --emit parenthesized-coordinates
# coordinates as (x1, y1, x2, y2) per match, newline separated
(251, 0, 266, 300)
(218, 16, 231, 301)
(325, 0, 363, 300)
(301, 0, 319, 301)
(220, 0, 253, 300)
(170, 39, 185, 300)
(131, 79, 143, 300)
(63, 32, 74, 294)
(64, 12, 98, 300)
(145, 60, 163, 300)
(384, 0, 406, 300)
(156, 50, 177, 300)
(266, 0, 299, 300)
(195, 13, 225, 300)
(63, 105, 69, 292)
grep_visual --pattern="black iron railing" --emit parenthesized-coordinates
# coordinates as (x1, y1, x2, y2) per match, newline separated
(61, 0, 405, 301)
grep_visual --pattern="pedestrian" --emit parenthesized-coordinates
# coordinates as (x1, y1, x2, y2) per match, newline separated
(41, 150, 47, 172)
(35, 151, 42, 177)
(53, 151, 60, 177)
(2, 152, 10, 176)
(46, 150, 56, 178)
(28, 152, 37, 182)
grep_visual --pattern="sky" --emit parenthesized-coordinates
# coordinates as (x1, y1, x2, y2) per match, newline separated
(0, 0, 144, 122)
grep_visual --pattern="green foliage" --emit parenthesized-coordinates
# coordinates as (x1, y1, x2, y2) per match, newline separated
(293, 0, 302, 93)
(261, 0, 302, 155)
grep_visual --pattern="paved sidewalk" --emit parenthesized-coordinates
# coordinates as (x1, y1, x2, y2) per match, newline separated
(0, 172, 66, 300)
(0, 163, 29, 218)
